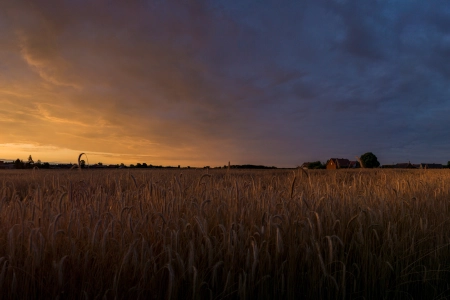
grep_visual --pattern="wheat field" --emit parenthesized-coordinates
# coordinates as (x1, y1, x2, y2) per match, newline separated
(0, 169, 450, 299)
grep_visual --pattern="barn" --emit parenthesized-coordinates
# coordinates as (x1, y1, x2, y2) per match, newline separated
(326, 158, 351, 170)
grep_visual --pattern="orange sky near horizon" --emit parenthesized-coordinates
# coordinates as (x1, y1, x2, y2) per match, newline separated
(0, 2, 263, 167)
(3, 2, 449, 167)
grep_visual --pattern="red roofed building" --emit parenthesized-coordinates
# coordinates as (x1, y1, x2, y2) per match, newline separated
(326, 158, 351, 169)
(349, 161, 361, 168)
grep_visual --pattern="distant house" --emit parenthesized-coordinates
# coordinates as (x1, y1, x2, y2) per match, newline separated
(381, 164, 396, 169)
(420, 163, 443, 169)
(395, 162, 417, 169)
(348, 161, 360, 168)
(0, 161, 14, 169)
(326, 158, 351, 170)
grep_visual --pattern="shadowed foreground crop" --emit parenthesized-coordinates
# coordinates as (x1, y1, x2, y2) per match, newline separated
(1, 169, 450, 299)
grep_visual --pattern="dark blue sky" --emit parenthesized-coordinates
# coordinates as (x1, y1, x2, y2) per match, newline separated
(1, 0, 449, 166)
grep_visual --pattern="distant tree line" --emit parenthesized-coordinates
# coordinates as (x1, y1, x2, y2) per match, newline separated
(224, 164, 277, 169)
(5, 154, 450, 170)
(13, 155, 51, 169)
(127, 163, 175, 169)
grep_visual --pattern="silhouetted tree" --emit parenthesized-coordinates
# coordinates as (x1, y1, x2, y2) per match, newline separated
(14, 159, 24, 169)
(360, 152, 380, 168)
(142, 163, 148, 168)
(23, 155, 35, 168)
(80, 160, 86, 168)
(308, 161, 325, 169)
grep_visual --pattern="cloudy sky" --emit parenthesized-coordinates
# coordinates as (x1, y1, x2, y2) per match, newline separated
(1, 0, 449, 167)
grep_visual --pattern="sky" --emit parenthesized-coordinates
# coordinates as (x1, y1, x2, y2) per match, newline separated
(1, 0, 450, 167)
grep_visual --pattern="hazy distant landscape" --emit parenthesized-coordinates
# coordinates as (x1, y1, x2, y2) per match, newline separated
(0, 168, 449, 299)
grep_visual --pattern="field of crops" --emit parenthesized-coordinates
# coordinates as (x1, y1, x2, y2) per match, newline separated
(1, 169, 450, 299)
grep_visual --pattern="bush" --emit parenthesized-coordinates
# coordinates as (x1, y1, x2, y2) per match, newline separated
(360, 152, 380, 168)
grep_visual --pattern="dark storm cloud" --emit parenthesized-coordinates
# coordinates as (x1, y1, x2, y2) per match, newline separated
(1, 0, 449, 166)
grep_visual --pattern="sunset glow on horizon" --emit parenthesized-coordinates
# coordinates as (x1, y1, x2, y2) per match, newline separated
(1, 1, 450, 167)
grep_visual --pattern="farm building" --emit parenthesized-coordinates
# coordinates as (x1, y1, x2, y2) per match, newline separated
(326, 158, 351, 169)
(395, 162, 417, 169)
(420, 163, 443, 169)
(348, 161, 360, 168)
(0, 161, 14, 169)
(381, 164, 395, 168)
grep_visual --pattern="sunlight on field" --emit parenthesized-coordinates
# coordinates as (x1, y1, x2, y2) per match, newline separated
(0, 169, 450, 298)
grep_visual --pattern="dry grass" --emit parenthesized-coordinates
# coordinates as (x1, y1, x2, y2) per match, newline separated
(0, 168, 450, 299)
